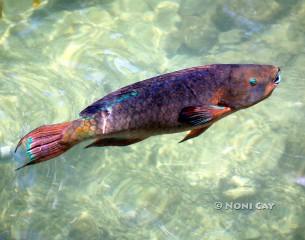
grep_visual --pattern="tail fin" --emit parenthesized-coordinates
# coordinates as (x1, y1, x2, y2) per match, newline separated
(15, 122, 74, 170)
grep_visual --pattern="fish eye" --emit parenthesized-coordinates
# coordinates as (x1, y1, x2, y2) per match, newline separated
(249, 78, 257, 86)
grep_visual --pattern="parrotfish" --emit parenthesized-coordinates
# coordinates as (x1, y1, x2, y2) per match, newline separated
(15, 64, 281, 170)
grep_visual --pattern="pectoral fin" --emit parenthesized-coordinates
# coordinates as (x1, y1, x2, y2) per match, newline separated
(178, 105, 231, 126)
(85, 137, 144, 148)
(179, 125, 211, 143)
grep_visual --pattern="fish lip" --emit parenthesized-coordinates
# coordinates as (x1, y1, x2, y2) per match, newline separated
(273, 79, 280, 86)
(273, 69, 281, 85)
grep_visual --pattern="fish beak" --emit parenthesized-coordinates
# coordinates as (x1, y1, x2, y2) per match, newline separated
(274, 74, 281, 85)
(274, 67, 281, 85)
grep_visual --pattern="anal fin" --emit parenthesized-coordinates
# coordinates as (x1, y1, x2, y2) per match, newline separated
(85, 137, 144, 148)
(179, 125, 211, 143)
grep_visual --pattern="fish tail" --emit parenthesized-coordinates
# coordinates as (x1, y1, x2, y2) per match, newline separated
(15, 119, 94, 170)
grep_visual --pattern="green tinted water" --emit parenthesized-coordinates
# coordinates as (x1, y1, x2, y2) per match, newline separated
(0, 0, 305, 239)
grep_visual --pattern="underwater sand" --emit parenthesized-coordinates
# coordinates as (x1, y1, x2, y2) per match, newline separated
(0, 0, 305, 239)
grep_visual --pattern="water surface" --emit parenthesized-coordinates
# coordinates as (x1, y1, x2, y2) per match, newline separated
(0, 0, 305, 239)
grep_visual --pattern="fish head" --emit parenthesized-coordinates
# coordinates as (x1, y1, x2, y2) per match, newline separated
(219, 64, 280, 110)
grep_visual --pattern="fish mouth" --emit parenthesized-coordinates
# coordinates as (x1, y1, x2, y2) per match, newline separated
(273, 68, 281, 85)
(274, 75, 281, 85)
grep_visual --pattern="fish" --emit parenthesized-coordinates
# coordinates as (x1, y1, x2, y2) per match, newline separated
(14, 64, 281, 170)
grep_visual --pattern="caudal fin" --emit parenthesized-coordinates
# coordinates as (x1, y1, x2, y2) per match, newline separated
(15, 122, 73, 170)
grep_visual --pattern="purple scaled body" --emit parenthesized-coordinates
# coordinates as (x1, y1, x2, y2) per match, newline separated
(15, 64, 281, 169)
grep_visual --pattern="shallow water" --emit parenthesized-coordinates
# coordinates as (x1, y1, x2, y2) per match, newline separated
(0, 0, 305, 239)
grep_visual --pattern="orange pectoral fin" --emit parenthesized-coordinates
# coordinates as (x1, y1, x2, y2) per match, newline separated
(178, 105, 231, 126)
(208, 105, 232, 119)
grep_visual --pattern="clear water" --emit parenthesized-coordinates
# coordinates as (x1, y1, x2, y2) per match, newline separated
(0, 0, 305, 239)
